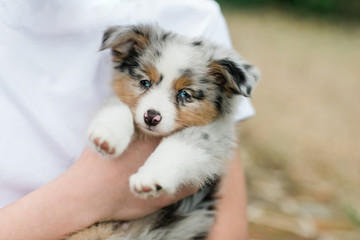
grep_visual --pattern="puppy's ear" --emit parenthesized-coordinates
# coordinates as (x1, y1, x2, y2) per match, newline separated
(99, 25, 151, 62)
(209, 58, 259, 97)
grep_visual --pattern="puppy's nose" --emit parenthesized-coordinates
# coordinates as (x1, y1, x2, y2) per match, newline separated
(144, 109, 162, 126)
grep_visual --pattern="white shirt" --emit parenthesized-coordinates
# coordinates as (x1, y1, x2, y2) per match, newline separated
(0, 0, 254, 207)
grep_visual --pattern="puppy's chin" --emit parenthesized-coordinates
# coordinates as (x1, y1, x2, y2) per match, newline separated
(136, 124, 170, 138)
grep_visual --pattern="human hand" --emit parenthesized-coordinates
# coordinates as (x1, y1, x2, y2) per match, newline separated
(74, 138, 198, 222)
(0, 138, 198, 240)
(75, 143, 248, 239)
(0, 140, 247, 240)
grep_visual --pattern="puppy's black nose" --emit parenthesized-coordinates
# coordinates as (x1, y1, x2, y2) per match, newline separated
(144, 109, 162, 126)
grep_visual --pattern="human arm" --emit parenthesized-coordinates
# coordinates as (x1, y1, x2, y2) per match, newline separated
(0, 141, 247, 240)
(207, 149, 248, 240)
(0, 139, 197, 240)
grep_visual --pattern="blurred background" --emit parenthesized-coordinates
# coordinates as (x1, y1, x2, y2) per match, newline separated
(215, 0, 360, 239)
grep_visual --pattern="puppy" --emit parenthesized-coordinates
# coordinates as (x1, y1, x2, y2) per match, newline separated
(65, 24, 259, 240)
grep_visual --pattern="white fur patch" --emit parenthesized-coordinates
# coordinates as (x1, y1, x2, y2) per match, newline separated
(134, 87, 176, 136)
(87, 97, 134, 157)
(156, 43, 192, 81)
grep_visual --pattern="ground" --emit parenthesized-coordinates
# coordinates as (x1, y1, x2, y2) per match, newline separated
(224, 9, 360, 239)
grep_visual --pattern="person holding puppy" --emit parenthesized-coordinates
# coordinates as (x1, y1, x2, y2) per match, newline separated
(0, 0, 253, 239)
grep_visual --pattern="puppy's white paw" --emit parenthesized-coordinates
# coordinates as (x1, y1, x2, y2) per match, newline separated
(87, 98, 134, 157)
(129, 170, 178, 198)
(87, 123, 132, 157)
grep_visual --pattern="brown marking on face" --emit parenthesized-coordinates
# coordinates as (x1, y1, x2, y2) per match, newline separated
(144, 65, 160, 84)
(175, 100, 217, 130)
(113, 74, 165, 139)
(173, 76, 193, 91)
(113, 74, 139, 111)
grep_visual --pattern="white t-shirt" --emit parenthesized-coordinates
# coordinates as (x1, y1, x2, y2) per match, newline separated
(0, 0, 254, 207)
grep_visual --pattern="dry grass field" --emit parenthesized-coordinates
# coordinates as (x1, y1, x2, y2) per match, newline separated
(224, 9, 360, 239)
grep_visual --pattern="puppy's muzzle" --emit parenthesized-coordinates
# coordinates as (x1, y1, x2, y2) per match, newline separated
(144, 109, 162, 127)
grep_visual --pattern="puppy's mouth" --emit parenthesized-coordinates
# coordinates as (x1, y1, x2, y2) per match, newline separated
(137, 124, 164, 137)
(144, 125, 156, 132)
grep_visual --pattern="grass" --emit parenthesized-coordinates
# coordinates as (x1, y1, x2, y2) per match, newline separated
(344, 205, 360, 227)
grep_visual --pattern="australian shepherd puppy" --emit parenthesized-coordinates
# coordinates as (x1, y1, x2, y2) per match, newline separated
(65, 24, 259, 240)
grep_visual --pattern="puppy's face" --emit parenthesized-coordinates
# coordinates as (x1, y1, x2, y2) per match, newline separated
(101, 25, 259, 137)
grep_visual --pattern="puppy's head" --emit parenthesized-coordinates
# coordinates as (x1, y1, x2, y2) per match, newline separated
(101, 24, 259, 137)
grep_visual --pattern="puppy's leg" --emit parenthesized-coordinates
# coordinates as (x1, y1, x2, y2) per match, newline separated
(129, 126, 233, 198)
(87, 97, 134, 157)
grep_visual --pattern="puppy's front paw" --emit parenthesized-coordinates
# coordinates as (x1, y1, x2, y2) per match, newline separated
(87, 123, 132, 157)
(129, 171, 177, 198)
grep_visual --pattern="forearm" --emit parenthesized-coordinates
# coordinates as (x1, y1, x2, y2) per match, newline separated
(0, 148, 126, 240)
(207, 149, 248, 240)
(0, 139, 196, 240)
(0, 168, 100, 240)
(0, 143, 246, 240)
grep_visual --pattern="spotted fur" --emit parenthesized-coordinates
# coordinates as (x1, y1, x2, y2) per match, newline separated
(66, 24, 259, 240)
(103, 24, 259, 136)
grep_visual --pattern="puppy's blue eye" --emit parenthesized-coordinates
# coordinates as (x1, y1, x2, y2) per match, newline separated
(179, 90, 191, 99)
(140, 80, 151, 88)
